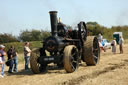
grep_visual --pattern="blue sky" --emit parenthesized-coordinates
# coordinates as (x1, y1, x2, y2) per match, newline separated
(0, 0, 128, 36)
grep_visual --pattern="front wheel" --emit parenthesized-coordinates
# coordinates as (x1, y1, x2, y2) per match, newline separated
(64, 45, 79, 73)
(30, 48, 46, 74)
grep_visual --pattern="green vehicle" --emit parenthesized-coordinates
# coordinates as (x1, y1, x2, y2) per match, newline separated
(113, 32, 123, 44)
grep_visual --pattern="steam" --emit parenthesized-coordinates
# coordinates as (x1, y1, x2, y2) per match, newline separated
(116, 9, 128, 26)
(40, 0, 57, 11)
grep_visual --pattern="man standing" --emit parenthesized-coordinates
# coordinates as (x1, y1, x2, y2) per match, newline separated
(0, 45, 6, 77)
(7, 46, 18, 73)
(24, 42, 31, 70)
(119, 36, 124, 54)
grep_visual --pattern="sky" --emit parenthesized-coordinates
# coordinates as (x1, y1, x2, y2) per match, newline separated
(0, 0, 128, 36)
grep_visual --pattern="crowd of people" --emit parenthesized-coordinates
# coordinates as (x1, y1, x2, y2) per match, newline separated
(0, 42, 31, 78)
(98, 33, 124, 54)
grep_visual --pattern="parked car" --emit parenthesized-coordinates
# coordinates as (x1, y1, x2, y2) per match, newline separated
(102, 39, 111, 49)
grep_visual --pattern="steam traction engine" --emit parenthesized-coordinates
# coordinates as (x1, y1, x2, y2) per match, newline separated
(30, 11, 100, 73)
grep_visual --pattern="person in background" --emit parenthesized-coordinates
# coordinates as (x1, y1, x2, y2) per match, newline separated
(119, 36, 124, 54)
(7, 47, 14, 73)
(111, 38, 117, 54)
(0, 53, 3, 77)
(101, 40, 106, 52)
(7, 46, 18, 73)
(0, 45, 6, 78)
(24, 42, 31, 70)
(99, 40, 106, 52)
(13, 47, 18, 72)
(98, 33, 103, 42)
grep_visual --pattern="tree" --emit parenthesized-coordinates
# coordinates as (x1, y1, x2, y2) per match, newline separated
(19, 29, 50, 42)
(0, 33, 19, 43)
(86, 22, 104, 36)
(19, 29, 32, 41)
(41, 30, 51, 40)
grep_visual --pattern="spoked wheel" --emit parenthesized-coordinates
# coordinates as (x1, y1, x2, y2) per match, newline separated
(83, 36, 100, 65)
(64, 45, 79, 73)
(30, 48, 46, 74)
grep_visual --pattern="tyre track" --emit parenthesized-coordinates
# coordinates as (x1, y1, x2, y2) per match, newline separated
(61, 59, 128, 85)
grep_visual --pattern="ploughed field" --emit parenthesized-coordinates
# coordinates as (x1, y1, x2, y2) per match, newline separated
(0, 44, 128, 85)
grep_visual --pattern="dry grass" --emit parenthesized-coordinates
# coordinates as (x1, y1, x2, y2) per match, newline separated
(124, 39, 128, 44)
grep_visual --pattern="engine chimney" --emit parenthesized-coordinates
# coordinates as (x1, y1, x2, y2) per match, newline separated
(49, 11, 58, 36)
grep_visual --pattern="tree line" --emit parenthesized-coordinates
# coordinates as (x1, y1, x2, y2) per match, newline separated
(86, 22, 128, 40)
(0, 30, 51, 43)
(0, 22, 128, 43)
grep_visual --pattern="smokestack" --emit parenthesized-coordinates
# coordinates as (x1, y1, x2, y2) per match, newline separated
(49, 11, 58, 36)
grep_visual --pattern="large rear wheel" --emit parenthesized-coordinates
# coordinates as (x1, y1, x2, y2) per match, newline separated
(64, 45, 79, 73)
(83, 36, 100, 65)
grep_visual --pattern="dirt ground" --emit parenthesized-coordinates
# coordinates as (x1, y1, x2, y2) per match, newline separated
(0, 44, 128, 85)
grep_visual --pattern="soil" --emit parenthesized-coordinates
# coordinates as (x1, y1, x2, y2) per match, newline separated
(0, 44, 128, 85)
